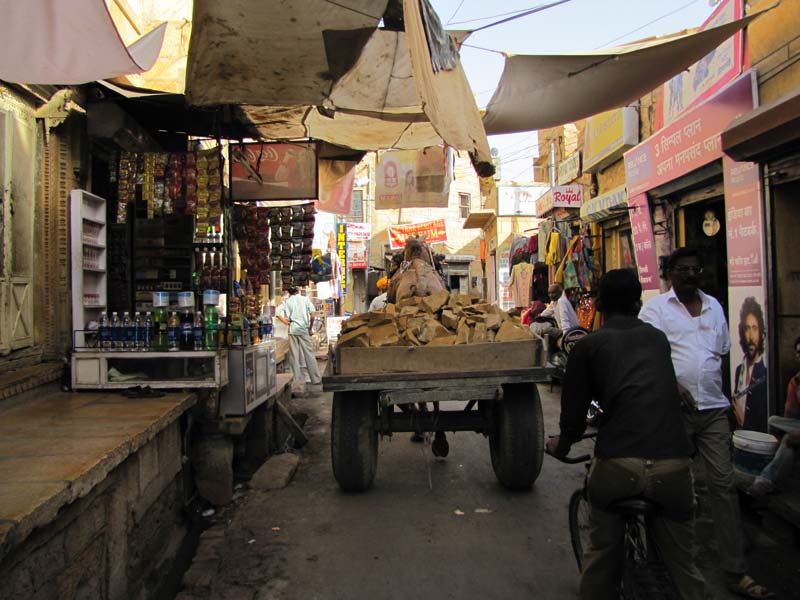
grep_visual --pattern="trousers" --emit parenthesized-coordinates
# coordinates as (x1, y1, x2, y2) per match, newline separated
(288, 333, 321, 385)
(682, 408, 747, 575)
(580, 457, 706, 600)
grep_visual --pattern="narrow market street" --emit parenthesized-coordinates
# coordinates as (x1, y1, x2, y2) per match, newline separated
(177, 381, 799, 600)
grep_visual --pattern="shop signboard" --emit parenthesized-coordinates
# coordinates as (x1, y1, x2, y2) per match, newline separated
(375, 146, 452, 209)
(336, 222, 347, 295)
(659, 0, 744, 128)
(231, 142, 318, 201)
(498, 244, 513, 311)
(582, 106, 639, 173)
(318, 160, 357, 215)
(628, 193, 660, 293)
(387, 219, 447, 250)
(536, 185, 583, 217)
(557, 152, 581, 185)
(346, 223, 371, 269)
(624, 70, 757, 197)
(724, 156, 770, 432)
(579, 185, 627, 223)
(498, 184, 544, 216)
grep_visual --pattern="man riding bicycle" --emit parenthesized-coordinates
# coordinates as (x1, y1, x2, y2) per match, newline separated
(546, 269, 706, 600)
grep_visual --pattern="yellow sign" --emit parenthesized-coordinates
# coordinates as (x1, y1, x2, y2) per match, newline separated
(583, 107, 638, 173)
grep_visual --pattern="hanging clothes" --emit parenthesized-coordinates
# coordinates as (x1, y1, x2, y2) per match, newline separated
(545, 229, 561, 266)
(508, 262, 535, 308)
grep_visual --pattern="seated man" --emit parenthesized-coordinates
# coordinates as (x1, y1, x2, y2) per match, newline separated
(749, 335, 800, 497)
(530, 283, 581, 349)
(547, 269, 705, 600)
(521, 299, 548, 326)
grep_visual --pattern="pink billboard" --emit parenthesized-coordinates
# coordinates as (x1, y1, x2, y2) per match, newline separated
(628, 193, 660, 291)
(624, 71, 757, 197)
(724, 158, 764, 287)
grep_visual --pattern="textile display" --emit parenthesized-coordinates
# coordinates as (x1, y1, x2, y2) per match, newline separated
(508, 262, 535, 308)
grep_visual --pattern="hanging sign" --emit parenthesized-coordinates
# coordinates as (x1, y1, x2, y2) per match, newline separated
(583, 107, 639, 173)
(318, 160, 357, 215)
(346, 223, 371, 269)
(375, 147, 452, 209)
(336, 222, 347, 295)
(231, 142, 318, 201)
(387, 219, 447, 250)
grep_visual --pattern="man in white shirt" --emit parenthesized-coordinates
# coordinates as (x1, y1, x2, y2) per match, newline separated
(276, 286, 322, 386)
(546, 283, 581, 332)
(639, 247, 773, 599)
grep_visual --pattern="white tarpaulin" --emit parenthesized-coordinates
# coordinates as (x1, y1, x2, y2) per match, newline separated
(482, 13, 761, 135)
(0, 0, 166, 84)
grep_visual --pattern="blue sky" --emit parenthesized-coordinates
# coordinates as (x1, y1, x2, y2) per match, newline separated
(429, 0, 719, 181)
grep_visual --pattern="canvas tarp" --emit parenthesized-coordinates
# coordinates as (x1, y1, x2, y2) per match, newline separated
(403, 0, 493, 176)
(482, 12, 762, 135)
(0, 0, 166, 84)
(185, 0, 388, 106)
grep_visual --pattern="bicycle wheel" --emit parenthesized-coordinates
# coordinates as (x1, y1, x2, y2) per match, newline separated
(621, 518, 677, 600)
(568, 489, 591, 572)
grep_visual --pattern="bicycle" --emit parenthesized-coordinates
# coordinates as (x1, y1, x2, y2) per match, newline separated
(547, 432, 680, 600)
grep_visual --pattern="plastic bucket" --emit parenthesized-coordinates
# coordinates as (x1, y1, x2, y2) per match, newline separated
(177, 291, 195, 308)
(152, 291, 170, 307)
(202, 289, 220, 306)
(732, 430, 778, 476)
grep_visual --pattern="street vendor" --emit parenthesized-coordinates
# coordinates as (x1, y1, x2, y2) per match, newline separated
(369, 276, 389, 312)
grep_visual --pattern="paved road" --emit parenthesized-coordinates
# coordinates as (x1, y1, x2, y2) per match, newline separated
(177, 383, 797, 600)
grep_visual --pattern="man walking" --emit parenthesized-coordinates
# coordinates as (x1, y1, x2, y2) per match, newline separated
(639, 247, 773, 599)
(276, 286, 322, 387)
(547, 269, 705, 600)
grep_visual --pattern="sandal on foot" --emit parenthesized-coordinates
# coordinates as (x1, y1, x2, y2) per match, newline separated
(728, 575, 776, 599)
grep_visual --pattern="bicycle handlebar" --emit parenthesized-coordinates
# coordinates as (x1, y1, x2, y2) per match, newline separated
(544, 430, 597, 464)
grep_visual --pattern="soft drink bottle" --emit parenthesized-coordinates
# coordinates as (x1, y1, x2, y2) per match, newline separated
(167, 311, 180, 351)
(110, 312, 121, 350)
(98, 312, 111, 350)
(122, 312, 132, 351)
(180, 307, 194, 350)
(204, 303, 219, 350)
(134, 312, 145, 351)
(193, 311, 204, 351)
(144, 312, 153, 350)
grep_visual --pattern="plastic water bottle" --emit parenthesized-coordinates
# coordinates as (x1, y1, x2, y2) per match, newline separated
(204, 303, 219, 350)
(110, 312, 121, 350)
(167, 311, 180, 351)
(193, 311, 204, 351)
(144, 312, 153, 351)
(122, 312, 133, 351)
(134, 312, 145, 351)
(99, 312, 111, 350)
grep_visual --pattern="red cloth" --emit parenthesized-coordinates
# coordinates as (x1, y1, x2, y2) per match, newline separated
(522, 301, 547, 325)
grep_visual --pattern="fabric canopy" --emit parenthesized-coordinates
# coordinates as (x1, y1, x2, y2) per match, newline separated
(0, 0, 166, 85)
(186, 0, 388, 106)
(482, 13, 761, 135)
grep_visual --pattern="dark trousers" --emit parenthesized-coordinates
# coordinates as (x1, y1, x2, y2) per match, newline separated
(580, 457, 706, 600)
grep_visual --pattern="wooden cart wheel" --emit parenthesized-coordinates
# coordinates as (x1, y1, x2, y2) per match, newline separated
(490, 383, 544, 490)
(331, 391, 379, 492)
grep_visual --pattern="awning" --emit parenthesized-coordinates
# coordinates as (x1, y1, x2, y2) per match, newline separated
(722, 88, 800, 162)
(580, 185, 628, 223)
(463, 211, 495, 230)
(185, 0, 387, 106)
(0, 0, 166, 84)
(482, 12, 762, 135)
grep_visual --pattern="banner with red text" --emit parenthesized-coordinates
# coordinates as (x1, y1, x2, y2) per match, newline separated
(387, 219, 448, 250)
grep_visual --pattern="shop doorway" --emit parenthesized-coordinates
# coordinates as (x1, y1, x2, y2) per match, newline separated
(678, 197, 728, 315)
(771, 179, 800, 415)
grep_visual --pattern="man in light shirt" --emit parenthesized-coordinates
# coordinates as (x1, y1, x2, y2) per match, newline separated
(639, 247, 773, 599)
(545, 283, 581, 332)
(276, 286, 322, 386)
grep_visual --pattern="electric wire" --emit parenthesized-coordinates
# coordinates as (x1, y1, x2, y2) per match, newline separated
(320, 0, 383, 21)
(446, 0, 467, 24)
(593, 0, 702, 50)
(469, 0, 573, 34)
(448, 5, 543, 27)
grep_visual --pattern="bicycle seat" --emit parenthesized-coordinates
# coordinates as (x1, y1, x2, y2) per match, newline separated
(607, 497, 661, 518)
